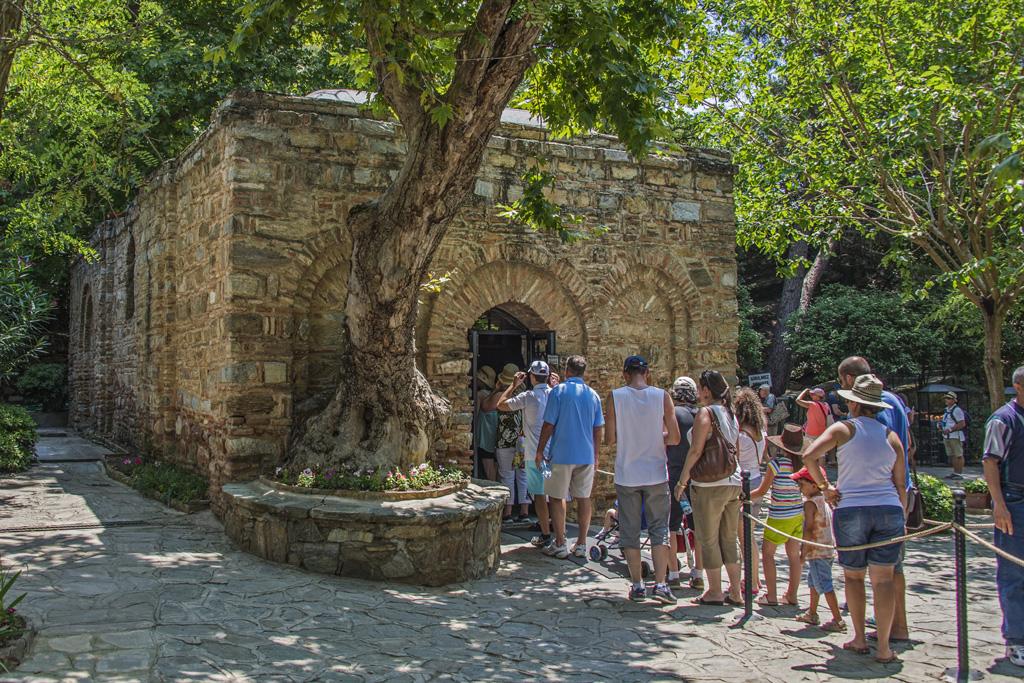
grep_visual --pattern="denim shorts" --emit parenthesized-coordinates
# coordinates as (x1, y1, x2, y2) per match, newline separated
(833, 505, 904, 570)
(806, 558, 835, 594)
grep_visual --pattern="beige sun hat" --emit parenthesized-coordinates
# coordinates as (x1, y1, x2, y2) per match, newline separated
(476, 366, 496, 389)
(497, 363, 519, 387)
(836, 374, 891, 410)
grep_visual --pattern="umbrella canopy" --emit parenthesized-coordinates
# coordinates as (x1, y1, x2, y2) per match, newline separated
(918, 383, 967, 394)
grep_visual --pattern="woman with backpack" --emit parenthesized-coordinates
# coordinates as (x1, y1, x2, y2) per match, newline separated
(667, 376, 703, 589)
(797, 386, 833, 438)
(674, 370, 743, 606)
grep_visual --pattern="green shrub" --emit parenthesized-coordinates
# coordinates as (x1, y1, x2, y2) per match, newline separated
(917, 472, 954, 522)
(127, 461, 208, 505)
(0, 404, 36, 473)
(15, 363, 67, 412)
(962, 478, 989, 494)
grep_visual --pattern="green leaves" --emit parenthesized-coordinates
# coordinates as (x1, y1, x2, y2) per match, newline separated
(497, 163, 608, 243)
(0, 259, 53, 382)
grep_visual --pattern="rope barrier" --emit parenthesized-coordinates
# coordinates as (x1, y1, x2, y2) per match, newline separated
(740, 511, 952, 551)
(953, 524, 1024, 569)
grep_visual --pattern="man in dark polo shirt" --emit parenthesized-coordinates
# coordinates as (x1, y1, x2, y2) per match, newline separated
(983, 364, 1024, 669)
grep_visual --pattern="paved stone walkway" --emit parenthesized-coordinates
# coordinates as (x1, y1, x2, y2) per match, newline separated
(1, 459, 1020, 682)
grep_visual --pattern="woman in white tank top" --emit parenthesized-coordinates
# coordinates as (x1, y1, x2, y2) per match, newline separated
(802, 374, 907, 664)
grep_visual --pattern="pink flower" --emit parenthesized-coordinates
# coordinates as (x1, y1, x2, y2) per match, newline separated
(122, 458, 131, 465)
(134, 457, 143, 465)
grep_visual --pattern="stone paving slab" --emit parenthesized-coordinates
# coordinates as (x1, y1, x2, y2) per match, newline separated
(33, 431, 113, 463)
(0, 461, 1021, 682)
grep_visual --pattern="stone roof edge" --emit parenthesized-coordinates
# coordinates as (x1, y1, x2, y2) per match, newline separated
(85, 88, 734, 246)
(211, 89, 734, 171)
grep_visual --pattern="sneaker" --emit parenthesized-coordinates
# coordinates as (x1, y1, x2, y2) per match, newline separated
(667, 575, 682, 588)
(652, 584, 677, 605)
(501, 516, 515, 526)
(1008, 645, 1024, 667)
(689, 575, 704, 591)
(543, 542, 569, 559)
(530, 533, 552, 547)
(629, 584, 648, 602)
(946, 473, 964, 480)
(515, 514, 531, 523)
(570, 541, 587, 558)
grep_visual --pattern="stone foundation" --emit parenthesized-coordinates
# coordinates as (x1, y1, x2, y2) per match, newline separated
(221, 479, 507, 586)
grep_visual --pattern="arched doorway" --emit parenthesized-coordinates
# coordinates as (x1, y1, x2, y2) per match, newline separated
(469, 303, 556, 480)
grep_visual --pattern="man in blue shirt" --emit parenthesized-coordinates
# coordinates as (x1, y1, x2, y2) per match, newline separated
(536, 355, 604, 560)
(983, 364, 1024, 668)
(839, 356, 912, 642)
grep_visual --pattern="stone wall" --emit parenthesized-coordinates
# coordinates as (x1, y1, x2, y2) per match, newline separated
(69, 90, 737, 501)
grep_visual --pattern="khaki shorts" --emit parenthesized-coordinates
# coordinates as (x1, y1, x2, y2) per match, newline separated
(944, 438, 964, 459)
(547, 464, 594, 499)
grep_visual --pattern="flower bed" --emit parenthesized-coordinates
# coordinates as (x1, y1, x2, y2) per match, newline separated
(270, 462, 468, 500)
(104, 456, 209, 513)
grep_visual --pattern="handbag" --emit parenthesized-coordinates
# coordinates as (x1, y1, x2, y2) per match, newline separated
(768, 398, 789, 426)
(691, 408, 739, 483)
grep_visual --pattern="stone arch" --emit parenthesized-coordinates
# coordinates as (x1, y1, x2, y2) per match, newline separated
(596, 257, 701, 382)
(290, 227, 352, 407)
(422, 259, 589, 373)
(80, 284, 94, 352)
(125, 235, 136, 320)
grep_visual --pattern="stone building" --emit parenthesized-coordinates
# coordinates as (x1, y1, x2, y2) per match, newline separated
(69, 90, 737, 499)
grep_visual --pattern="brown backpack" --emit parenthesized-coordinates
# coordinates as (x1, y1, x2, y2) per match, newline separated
(691, 407, 739, 483)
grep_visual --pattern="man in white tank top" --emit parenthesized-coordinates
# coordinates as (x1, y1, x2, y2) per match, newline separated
(604, 355, 681, 603)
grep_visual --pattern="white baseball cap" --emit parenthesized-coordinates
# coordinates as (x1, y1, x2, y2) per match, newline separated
(528, 360, 550, 376)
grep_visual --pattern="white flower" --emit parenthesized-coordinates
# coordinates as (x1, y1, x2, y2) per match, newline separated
(275, 467, 283, 476)
(302, 468, 313, 477)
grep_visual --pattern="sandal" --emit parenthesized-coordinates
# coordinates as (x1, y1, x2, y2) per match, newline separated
(822, 619, 847, 633)
(874, 652, 900, 664)
(756, 595, 780, 606)
(724, 596, 744, 606)
(842, 642, 870, 655)
(692, 596, 726, 606)
(795, 612, 820, 625)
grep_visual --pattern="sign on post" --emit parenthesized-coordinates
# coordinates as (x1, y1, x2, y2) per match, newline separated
(547, 354, 561, 371)
(748, 372, 772, 388)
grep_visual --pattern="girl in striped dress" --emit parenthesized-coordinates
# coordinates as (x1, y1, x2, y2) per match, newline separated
(752, 423, 810, 605)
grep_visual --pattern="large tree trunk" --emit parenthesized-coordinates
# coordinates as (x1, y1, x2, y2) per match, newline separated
(766, 239, 834, 395)
(980, 297, 1007, 412)
(289, 3, 543, 473)
(0, 0, 26, 126)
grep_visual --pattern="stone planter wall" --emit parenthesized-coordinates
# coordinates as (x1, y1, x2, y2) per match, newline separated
(221, 479, 507, 586)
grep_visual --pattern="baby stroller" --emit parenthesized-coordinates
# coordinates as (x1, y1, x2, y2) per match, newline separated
(588, 497, 697, 579)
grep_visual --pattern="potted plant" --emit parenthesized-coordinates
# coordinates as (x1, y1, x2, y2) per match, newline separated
(962, 478, 991, 511)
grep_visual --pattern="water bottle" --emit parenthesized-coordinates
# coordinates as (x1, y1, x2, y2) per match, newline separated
(541, 460, 552, 480)
(679, 497, 692, 516)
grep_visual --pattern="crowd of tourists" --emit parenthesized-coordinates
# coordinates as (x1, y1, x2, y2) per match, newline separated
(474, 355, 1024, 668)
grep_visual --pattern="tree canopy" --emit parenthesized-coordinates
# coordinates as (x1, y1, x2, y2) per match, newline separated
(0, 0, 350, 261)
(678, 0, 1024, 406)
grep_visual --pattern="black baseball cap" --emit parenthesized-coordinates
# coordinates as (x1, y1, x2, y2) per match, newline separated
(623, 355, 648, 372)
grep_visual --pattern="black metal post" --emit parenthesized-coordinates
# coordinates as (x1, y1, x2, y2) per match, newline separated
(742, 471, 752, 618)
(470, 330, 480, 480)
(953, 488, 968, 682)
